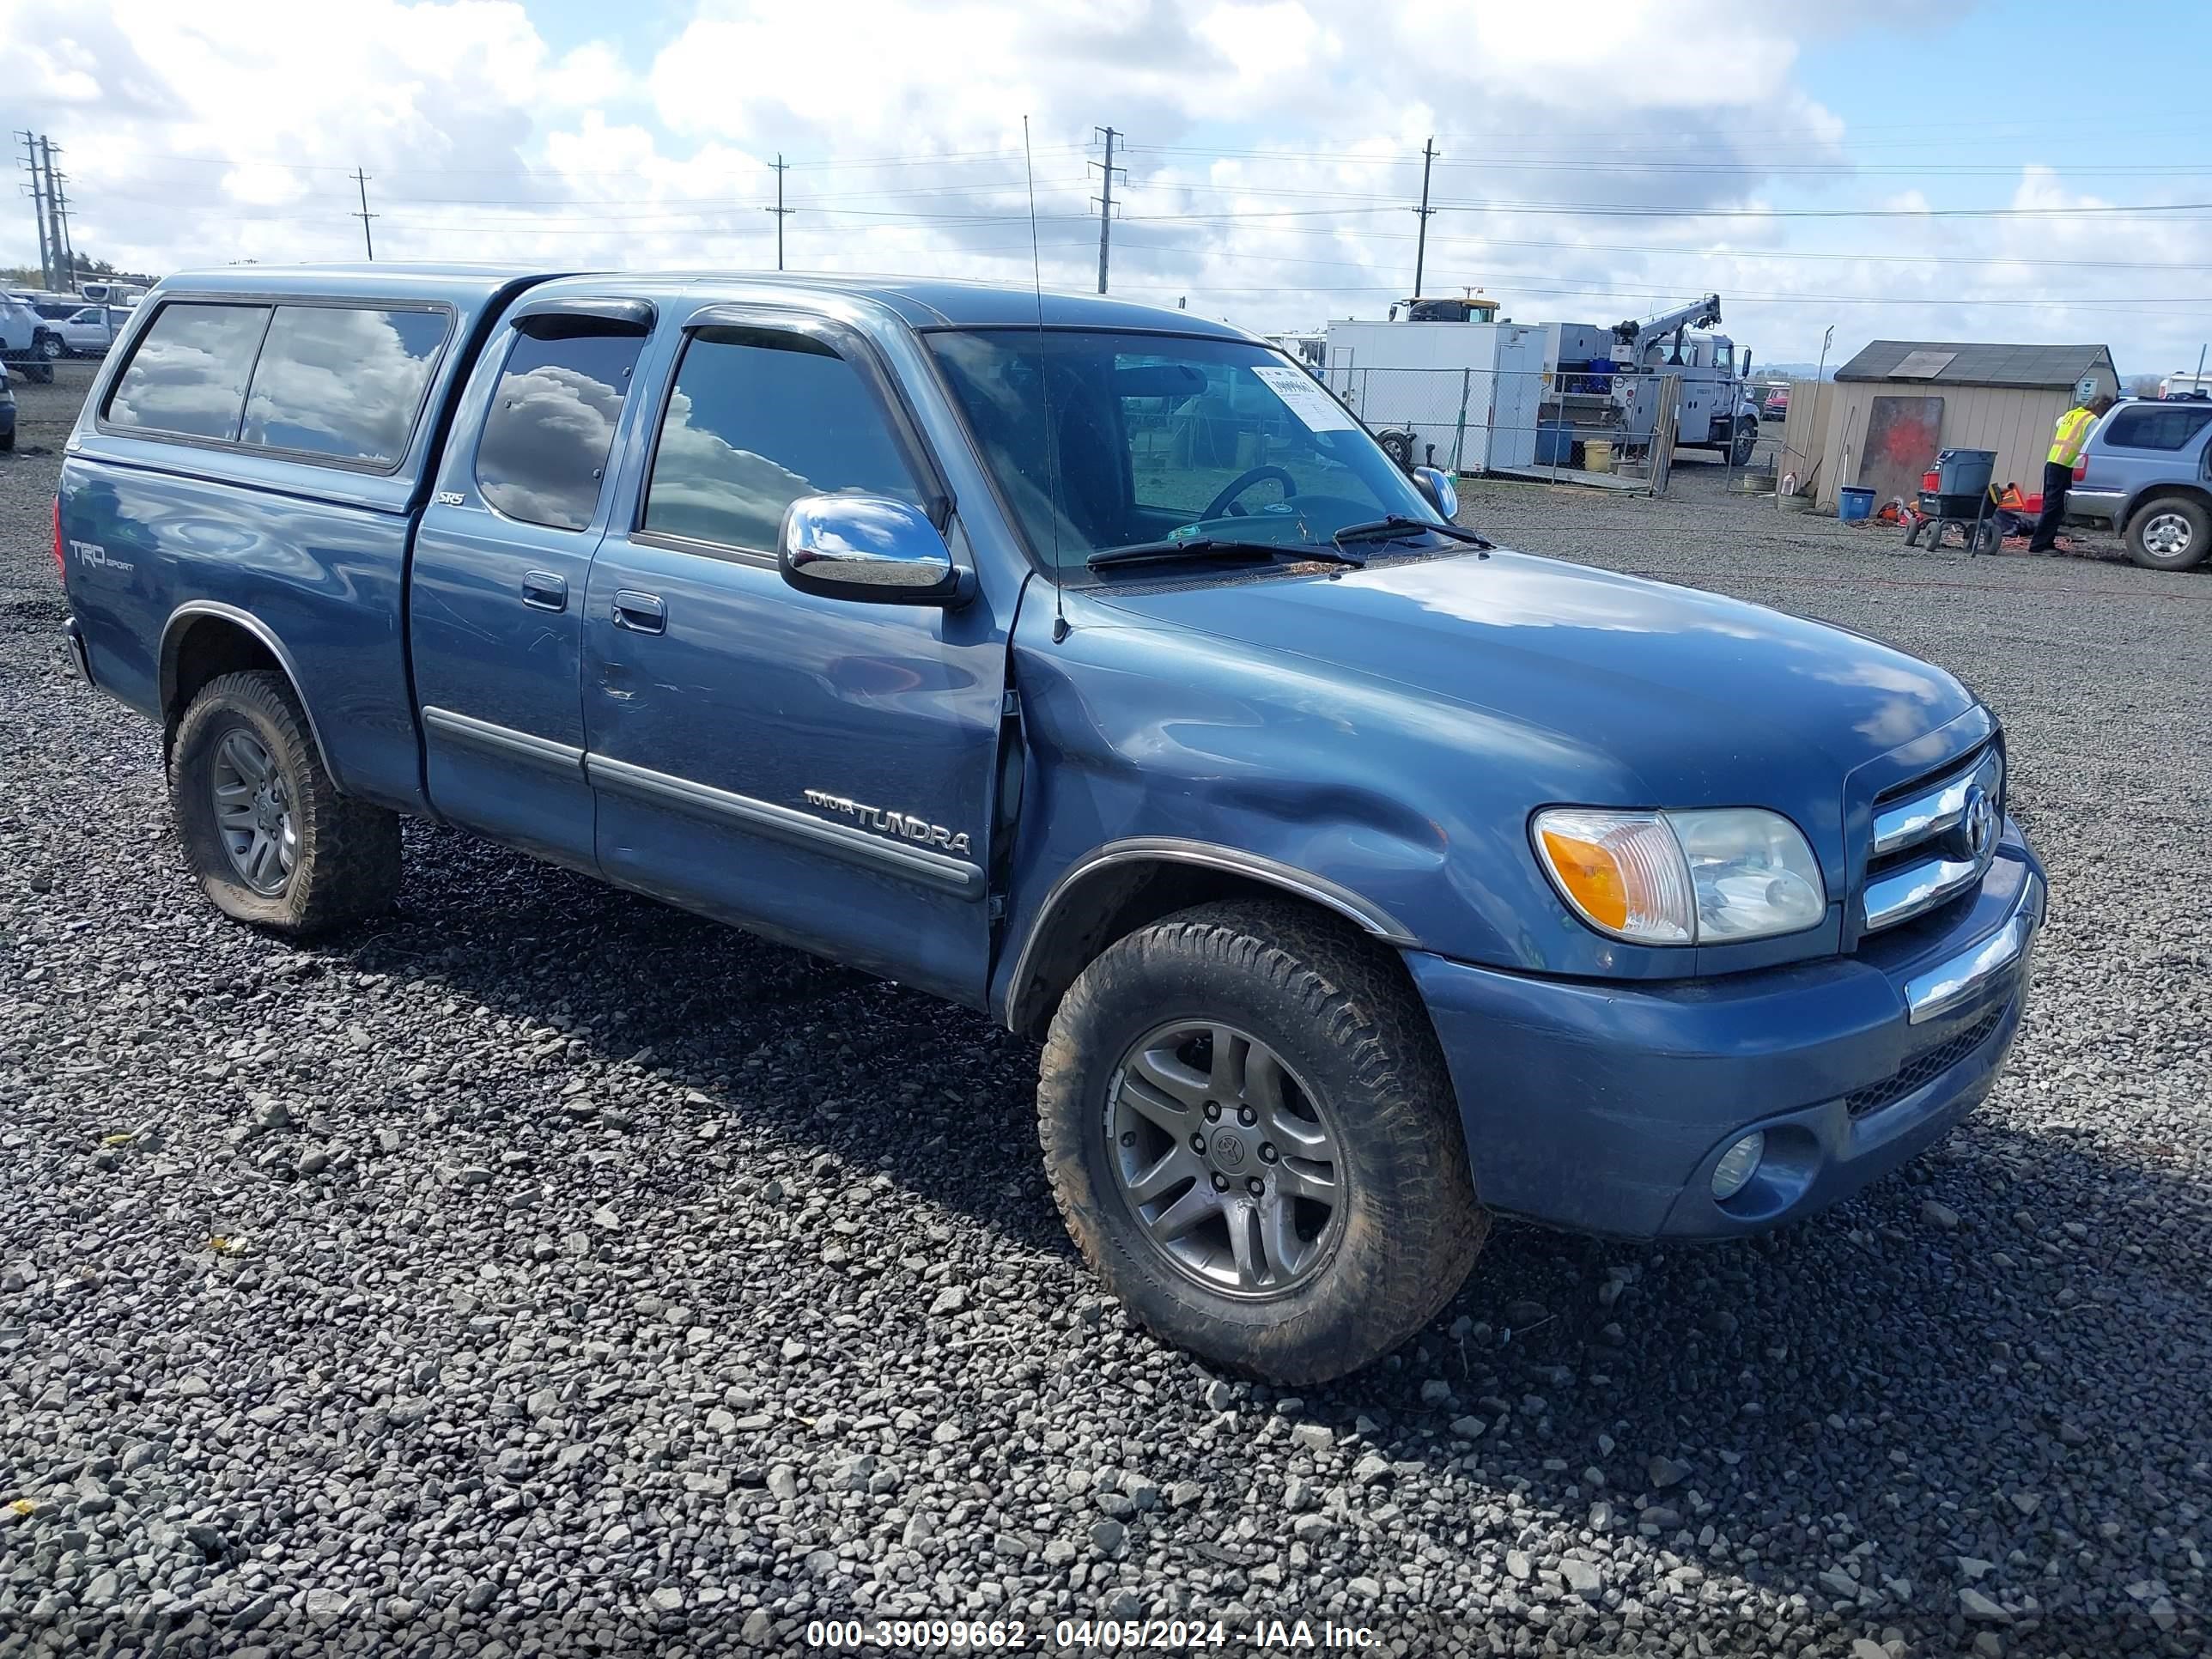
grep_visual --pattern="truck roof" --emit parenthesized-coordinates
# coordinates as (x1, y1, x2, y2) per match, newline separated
(153, 264, 1252, 339)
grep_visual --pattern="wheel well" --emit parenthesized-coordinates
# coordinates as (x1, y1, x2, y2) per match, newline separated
(2126, 486, 2212, 530)
(163, 616, 283, 733)
(1006, 859, 1409, 1040)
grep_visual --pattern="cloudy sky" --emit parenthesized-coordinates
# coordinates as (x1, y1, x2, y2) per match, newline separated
(5, 0, 2209, 374)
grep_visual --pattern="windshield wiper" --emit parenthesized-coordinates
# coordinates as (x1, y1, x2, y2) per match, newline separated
(1332, 515, 1493, 551)
(1085, 538, 1365, 572)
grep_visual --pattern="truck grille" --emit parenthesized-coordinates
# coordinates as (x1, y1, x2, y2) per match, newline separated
(1845, 1006, 2007, 1119)
(1861, 744, 2003, 935)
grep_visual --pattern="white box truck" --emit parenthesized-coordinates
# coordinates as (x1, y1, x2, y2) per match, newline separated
(1322, 319, 1547, 473)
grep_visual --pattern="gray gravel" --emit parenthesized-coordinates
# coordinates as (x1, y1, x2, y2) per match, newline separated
(3, 366, 2208, 1656)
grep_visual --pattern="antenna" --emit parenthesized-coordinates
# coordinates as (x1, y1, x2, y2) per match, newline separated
(1024, 116, 1068, 643)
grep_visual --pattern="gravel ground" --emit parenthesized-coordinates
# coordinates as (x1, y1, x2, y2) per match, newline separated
(3, 363, 2207, 1658)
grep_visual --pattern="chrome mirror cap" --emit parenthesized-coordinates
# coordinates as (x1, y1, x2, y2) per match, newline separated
(778, 495, 967, 607)
(1411, 465, 1459, 522)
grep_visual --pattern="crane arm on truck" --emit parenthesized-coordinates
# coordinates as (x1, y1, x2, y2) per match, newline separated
(1613, 294, 1723, 359)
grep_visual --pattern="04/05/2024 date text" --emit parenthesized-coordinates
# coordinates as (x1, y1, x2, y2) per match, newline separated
(804, 1617, 1386, 1650)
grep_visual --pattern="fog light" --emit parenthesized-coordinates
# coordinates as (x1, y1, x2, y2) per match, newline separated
(1711, 1131, 1765, 1201)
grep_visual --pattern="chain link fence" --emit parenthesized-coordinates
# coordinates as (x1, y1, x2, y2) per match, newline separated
(1319, 362, 1760, 500)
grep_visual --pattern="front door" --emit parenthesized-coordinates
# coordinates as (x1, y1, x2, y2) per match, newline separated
(410, 301, 655, 870)
(581, 310, 1005, 1005)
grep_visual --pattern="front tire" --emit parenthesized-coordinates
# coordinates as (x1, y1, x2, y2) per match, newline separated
(1038, 900, 1487, 1382)
(33, 331, 62, 362)
(1729, 417, 1757, 467)
(169, 670, 401, 934)
(2126, 495, 2208, 571)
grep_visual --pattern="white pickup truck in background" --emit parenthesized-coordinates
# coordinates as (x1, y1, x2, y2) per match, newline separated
(53, 303, 133, 357)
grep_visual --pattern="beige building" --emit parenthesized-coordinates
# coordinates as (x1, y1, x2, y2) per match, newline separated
(1778, 341, 2119, 512)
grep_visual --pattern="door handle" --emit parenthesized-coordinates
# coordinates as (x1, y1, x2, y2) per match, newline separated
(612, 590, 666, 634)
(520, 570, 568, 611)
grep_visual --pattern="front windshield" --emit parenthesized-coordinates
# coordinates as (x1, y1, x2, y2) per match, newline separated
(927, 329, 1439, 574)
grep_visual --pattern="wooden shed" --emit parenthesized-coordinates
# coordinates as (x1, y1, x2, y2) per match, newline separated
(1780, 341, 2119, 511)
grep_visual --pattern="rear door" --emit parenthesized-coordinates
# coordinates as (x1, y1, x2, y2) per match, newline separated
(409, 296, 659, 871)
(580, 306, 1004, 1005)
(2098, 400, 2212, 519)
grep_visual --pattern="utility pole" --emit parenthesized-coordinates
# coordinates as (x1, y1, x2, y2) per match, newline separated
(351, 168, 377, 260)
(1411, 137, 1437, 299)
(766, 155, 792, 270)
(1091, 127, 1124, 294)
(15, 131, 52, 289)
(40, 137, 73, 290)
(51, 155, 74, 285)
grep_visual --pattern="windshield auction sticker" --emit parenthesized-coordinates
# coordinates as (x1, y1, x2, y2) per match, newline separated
(1251, 365, 1358, 432)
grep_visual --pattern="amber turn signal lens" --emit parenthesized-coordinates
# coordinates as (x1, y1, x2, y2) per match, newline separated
(1539, 827, 1630, 931)
(1529, 809, 1696, 945)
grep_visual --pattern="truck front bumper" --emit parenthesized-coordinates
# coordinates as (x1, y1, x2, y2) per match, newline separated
(1406, 823, 2045, 1239)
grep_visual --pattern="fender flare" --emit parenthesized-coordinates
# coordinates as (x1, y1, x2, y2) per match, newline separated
(157, 601, 340, 781)
(1002, 836, 1416, 1032)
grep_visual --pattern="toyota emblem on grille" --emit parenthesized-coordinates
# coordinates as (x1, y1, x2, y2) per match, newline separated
(1961, 785, 1997, 862)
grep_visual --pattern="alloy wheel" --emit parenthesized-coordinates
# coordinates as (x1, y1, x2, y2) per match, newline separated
(210, 728, 297, 895)
(2142, 513, 2194, 559)
(1103, 1020, 1346, 1299)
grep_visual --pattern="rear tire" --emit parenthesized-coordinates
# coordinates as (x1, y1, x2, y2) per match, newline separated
(1037, 900, 1487, 1382)
(2125, 495, 2208, 571)
(169, 670, 401, 934)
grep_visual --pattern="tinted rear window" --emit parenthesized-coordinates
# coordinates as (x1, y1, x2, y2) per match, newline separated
(241, 306, 450, 466)
(106, 303, 271, 441)
(2104, 404, 2212, 452)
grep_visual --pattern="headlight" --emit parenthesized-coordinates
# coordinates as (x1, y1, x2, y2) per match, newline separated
(1533, 806, 1826, 945)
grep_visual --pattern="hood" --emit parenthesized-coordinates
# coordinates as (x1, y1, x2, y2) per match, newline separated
(1090, 549, 1978, 803)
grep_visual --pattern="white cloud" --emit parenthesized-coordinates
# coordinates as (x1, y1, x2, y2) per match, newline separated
(2, 0, 2206, 371)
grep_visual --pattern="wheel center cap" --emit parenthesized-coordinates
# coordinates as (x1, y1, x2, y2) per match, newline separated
(1212, 1131, 1247, 1170)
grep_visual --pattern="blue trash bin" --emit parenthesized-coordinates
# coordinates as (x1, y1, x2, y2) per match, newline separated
(1838, 486, 1875, 522)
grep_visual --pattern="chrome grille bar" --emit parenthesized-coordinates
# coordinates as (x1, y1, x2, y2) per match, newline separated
(1864, 855, 1984, 932)
(1862, 744, 2003, 933)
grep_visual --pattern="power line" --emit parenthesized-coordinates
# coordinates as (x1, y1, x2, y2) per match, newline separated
(1122, 144, 2212, 179)
(94, 143, 1091, 179)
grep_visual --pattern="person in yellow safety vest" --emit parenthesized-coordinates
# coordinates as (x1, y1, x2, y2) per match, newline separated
(2027, 392, 2116, 552)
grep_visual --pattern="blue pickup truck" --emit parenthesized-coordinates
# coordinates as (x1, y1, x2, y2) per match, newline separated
(55, 266, 2045, 1382)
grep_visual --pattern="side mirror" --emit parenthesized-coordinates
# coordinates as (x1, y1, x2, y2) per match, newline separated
(1411, 465, 1459, 521)
(778, 495, 969, 608)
